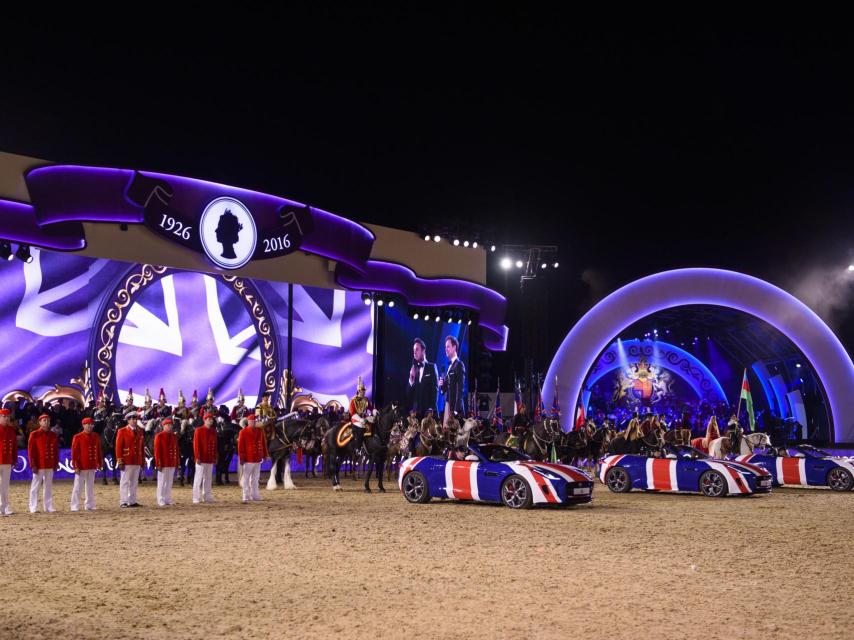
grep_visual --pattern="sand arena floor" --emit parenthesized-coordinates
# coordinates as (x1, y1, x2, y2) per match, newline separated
(1, 473, 852, 640)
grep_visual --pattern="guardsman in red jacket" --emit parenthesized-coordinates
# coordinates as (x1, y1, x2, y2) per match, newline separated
(70, 417, 103, 511)
(28, 414, 58, 513)
(192, 412, 218, 504)
(0, 408, 18, 516)
(115, 411, 145, 508)
(237, 414, 269, 502)
(154, 418, 180, 507)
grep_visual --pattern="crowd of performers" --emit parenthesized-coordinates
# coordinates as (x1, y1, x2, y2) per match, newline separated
(0, 374, 804, 516)
(0, 380, 372, 516)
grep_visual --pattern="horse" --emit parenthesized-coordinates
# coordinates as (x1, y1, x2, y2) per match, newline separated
(663, 423, 692, 447)
(326, 402, 403, 492)
(385, 420, 409, 481)
(215, 415, 240, 485)
(265, 416, 314, 490)
(607, 425, 665, 456)
(690, 416, 721, 454)
(301, 417, 328, 478)
(454, 417, 479, 449)
(587, 425, 616, 467)
(558, 424, 590, 466)
(177, 416, 200, 486)
(709, 431, 772, 458)
(97, 411, 123, 485)
(413, 415, 443, 457)
(520, 418, 561, 461)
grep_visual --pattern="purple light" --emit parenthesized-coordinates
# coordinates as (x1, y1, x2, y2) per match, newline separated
(543, 268, 854, 441)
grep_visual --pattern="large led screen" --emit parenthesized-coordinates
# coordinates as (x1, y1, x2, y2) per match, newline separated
(0, 249, 371, 408)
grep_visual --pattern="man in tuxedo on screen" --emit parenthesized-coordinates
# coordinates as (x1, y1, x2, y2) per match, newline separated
(438, 335, 466, 422)
(406, 338, 438, 418)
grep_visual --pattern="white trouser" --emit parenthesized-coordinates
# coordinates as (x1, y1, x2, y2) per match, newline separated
(120, 465, 140, 505)
(242, 462, 261, 501)
(157, 467, 176, 505)
(0, 464, 11, 514)
(70, 469, 96, 510)
(29, 469, 54, 512)
(193, 462, 214, 503)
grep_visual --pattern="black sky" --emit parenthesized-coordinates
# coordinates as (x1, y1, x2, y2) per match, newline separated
(2, 9, 854, 375)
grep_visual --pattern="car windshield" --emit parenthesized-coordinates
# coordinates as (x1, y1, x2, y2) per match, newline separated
(668, 445, 709, 460)
(795, 445, 832, 458)
(476, 444, 530, 462)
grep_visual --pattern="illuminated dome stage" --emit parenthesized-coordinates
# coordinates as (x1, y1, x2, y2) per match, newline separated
(545, 269, 854, 445)
(581, 305, 828, 442)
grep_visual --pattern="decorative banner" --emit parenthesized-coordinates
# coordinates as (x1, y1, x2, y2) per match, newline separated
(128, 172, 313, 269)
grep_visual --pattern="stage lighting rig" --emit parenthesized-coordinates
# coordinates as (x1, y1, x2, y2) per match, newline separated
(15, 244, 32, 263)
(496, 244, 559, 288)
(0, 241, 12, 261)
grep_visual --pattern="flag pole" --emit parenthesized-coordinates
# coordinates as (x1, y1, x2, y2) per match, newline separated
(735, 367, 745, 420)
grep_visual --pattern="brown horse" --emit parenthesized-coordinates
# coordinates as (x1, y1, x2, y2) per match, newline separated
(664, 424, 692, 447)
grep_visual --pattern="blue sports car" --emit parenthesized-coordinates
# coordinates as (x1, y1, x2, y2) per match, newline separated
(732, 444, 854, 491)
(600, 444, 773, 497)
(398, 443, 594, 509)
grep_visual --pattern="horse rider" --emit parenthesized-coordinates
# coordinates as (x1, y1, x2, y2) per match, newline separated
(0, 408, 18, 516)
(156, 388, 172, 419)
(115, 411, 145, 508)
(70, 417, 102, 511)
(230, 388, 250, 423)
(349, 376, 373, 445)
(237, 414, 269, 503)
(508, 403, 530, 449)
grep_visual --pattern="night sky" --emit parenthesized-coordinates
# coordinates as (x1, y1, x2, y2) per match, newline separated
(3, 11, 854, 381)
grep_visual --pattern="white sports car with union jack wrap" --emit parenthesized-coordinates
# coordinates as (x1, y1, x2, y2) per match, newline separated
(600, 445, 773, 497)
(398, 443, 594, 509)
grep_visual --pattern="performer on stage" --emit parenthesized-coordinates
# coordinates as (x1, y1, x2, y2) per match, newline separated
(115, 411, 144, 508)
(237, 414, 268, 503)
(154, 418, 179, 507)
(28, 414, 58, 513)
(438, 335, 466, 421)
(201, 388, 216, 419)
(122, 388, 136, 414)
(0, 408, 17, 516)
(193, 412, 218, 504)
(508, 404, 529, 449)
(407, 338, 438, 418)
(70, 417, 102, 511)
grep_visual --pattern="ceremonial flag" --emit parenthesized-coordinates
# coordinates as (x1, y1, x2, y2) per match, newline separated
(513, 377, 523, 416)
(493, 384, 503, 428)
(574, 403, 586, 431)
(534, 384, 545, 422)
(739, 368, 755, 431)
(551, 386, 561, 419)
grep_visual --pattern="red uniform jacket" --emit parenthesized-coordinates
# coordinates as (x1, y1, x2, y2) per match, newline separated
(193, 426, 218, 464)
(71, 431, 103, 471)
(28, 429, 59, 471)
(115, 426, 145, 466)
(237, 426, 268, 463)
(154, 431, 180, 468)
(0, 424, 17, 465)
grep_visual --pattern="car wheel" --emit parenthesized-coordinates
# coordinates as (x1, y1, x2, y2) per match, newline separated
(826, 467, 854, 492)
(605, 466, 632, 493)
(501, 475, 533, 509)
(402, 471, 431, 503)
(699, 470, 727, 497)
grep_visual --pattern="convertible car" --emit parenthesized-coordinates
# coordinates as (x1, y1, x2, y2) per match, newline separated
(398, 443, 594, 509)
(600, 444, 773, 497)
(732, 444, 854, 491)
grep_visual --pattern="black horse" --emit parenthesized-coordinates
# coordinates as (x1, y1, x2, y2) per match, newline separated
(177, 417, 200, 486)
(607, 426, 665, 456)
(215, 414, 240, 485)
(326, 402, 403, 493)
(96, 410, 123, 485)
(266, 416, 314, 490)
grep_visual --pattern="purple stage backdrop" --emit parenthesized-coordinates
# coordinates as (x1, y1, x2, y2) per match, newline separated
(0, 248, 372, 408)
